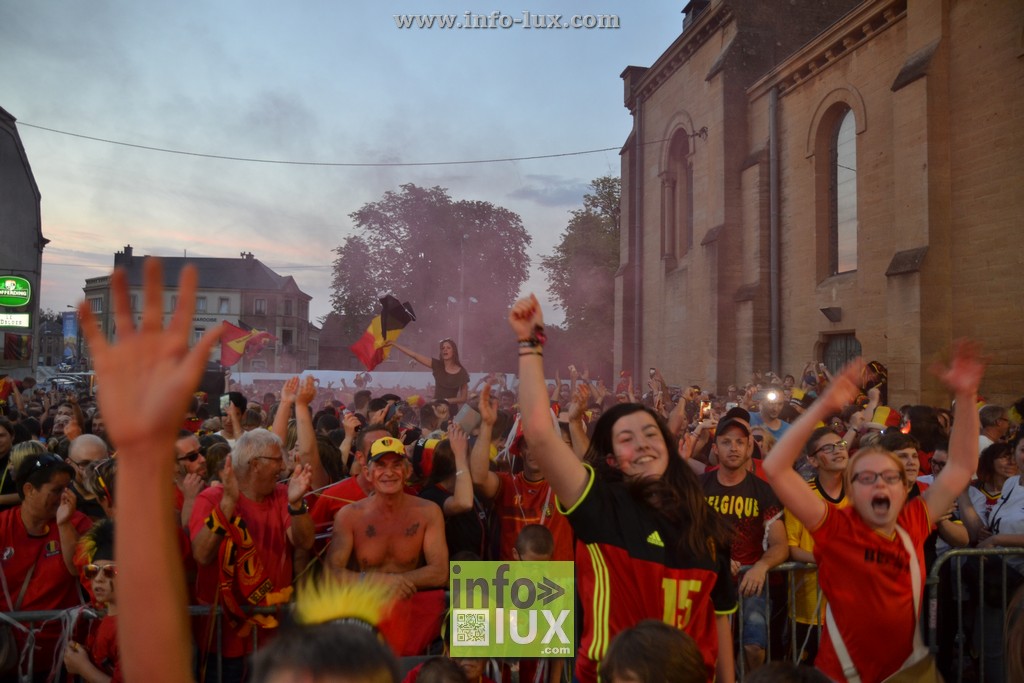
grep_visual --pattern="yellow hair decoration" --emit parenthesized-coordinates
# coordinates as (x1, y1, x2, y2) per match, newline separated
(293, 575, 397, 628)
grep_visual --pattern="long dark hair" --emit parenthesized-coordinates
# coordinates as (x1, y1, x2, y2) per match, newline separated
(584, 403, 731, 560)
(977, 442, 1014, 486)
(438, 338, 462, 367)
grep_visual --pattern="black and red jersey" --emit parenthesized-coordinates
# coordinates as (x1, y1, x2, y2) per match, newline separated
(559, 465, 736, 683)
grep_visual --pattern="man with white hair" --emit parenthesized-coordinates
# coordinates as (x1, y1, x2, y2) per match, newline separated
(978, 404, 1010, 451)
(67, 433, 110, 520)
(189, 429, 314, 683)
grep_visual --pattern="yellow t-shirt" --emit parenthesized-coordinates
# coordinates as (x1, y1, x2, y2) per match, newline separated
(785, 478, 850, 624)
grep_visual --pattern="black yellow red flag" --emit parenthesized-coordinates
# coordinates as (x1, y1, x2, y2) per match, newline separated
(350, 296, 416, 370)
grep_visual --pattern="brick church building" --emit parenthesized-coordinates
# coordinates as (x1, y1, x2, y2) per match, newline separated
(614, 0, 1023, 406)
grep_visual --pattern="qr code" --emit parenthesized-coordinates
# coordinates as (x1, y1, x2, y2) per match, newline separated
(453, 609, 490, 646)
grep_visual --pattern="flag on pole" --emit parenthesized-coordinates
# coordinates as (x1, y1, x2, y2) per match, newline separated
(220, 322, 275, 367)
(350, 295, 416, 370)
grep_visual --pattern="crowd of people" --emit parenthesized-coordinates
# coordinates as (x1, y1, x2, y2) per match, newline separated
(0, 260, 1022, 683)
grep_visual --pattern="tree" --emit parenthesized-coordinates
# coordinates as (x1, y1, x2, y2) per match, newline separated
(540, 176, 621, 380)
(331, 184, 531, 370)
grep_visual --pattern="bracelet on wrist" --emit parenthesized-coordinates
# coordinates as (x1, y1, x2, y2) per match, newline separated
(288, 500, 309, 516)
(517, 324, 547, 348)
(519, 349, 543, 357)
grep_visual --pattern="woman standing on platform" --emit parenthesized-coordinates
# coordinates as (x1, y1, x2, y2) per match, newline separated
(387, 338, 469, 406)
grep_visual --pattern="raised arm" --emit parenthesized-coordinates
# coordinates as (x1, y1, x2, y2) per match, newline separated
(442, 424, 474, 516)
(385, 341, 432, 369)
(294, 375, 318, 467)
(565, 383, 591, 459)
(763, 359, 865, 530)
(469, 384, 501, 499)
(923, 340, 985, 523)
(79, 259, 222, 683)
(509, 295, 588, 508)
(271, 376, 298, 445)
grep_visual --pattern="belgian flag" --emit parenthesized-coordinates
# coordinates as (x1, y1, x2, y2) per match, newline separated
(220, 322, 275, 367)
(3, 333, 30, 361)
(350, 296, 416, 370)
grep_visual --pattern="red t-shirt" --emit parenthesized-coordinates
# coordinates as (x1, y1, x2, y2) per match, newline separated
(811, 496, 932, 682)
(85, 614, 122, 683)
(309, 476, 368, 533)
(0, 507, 93, 663)
(494, 472, 574, 561)
(188, 484, 294, 656)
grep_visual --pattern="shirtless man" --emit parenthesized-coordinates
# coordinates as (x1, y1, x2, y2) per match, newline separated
(327, 436, 447, 597)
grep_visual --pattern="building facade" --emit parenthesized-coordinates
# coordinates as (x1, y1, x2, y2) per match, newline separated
(615, 0, 1023, 407)
(83, 246, 320, 373)
(0, 106, 46, 377)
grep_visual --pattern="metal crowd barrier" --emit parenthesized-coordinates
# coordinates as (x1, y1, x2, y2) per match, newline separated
(7, 549, 1022, 682)
(735, 549, 1024, 682)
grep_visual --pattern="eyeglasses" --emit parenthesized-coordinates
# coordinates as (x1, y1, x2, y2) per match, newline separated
(177, 451, 202, 463)
(83, 564, 117, 580)
(851, 470, 904, 486)
(812, 440, 848, 456)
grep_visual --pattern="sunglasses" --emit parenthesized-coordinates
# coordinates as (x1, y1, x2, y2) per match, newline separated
(177, 451, 202, 463)
(83, 564, 117, 580)
(752, 434, 764, 443)
(31, 454, 64, 470)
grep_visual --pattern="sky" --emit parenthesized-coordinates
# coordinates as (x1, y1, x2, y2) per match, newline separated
(1, 1, 684, 326)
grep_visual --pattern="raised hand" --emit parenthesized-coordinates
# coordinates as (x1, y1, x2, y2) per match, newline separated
(342, 412, 362, 438)
(478, 383, 498, 427)
(818, 358, 865, 413)
(567, 384, 591, 422)
(448, 423, 469, 460)
(931, 339, 985, 396)
(79, 260, 223, 453)
(287, 463, 313, 505)
(280, 376, 299, 403)
(508, 294, 544, 341)
(296, 375, 317, 407)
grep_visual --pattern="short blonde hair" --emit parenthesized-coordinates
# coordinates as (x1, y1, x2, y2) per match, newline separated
(10, 440, 46, 476)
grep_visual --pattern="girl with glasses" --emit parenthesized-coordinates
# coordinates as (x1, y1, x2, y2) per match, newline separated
(763, 342, 985, 683)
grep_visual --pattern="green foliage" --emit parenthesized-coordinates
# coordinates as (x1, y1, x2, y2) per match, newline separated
(540, 176, 620, 377)
(331, 184, 531, 369)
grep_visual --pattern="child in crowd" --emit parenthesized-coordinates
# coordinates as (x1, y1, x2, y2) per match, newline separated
(597, 619, 706, 683)
(763, 343, 983, 682)
(64, 520, 121, 683)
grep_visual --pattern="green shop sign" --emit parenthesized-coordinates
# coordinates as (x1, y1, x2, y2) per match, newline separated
(0, 276, 31, 307)
(450, 561, 575, 658)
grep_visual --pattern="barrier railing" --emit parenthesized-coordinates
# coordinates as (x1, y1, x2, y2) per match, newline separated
(6, 549, 1023, 682)
(735, 548, 1024, 682)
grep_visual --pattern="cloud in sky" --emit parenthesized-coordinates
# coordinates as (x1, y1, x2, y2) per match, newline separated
(1, 1, 683, 328)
